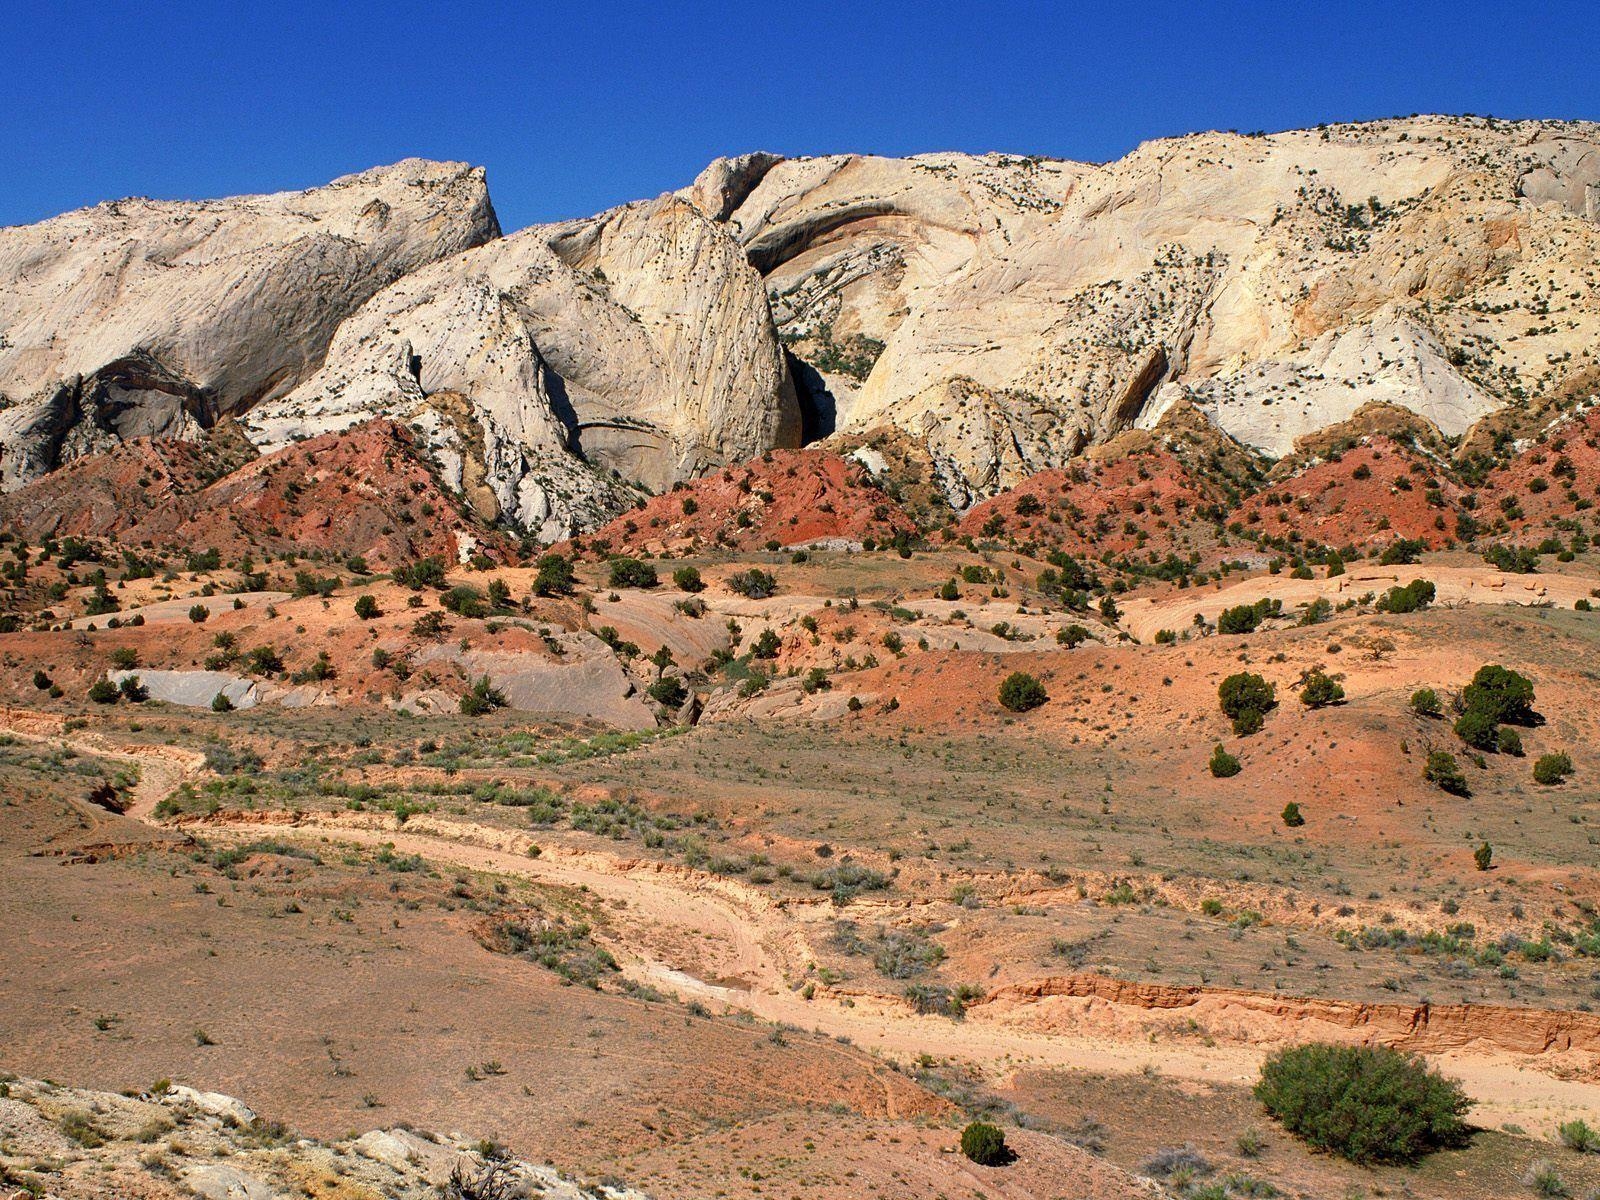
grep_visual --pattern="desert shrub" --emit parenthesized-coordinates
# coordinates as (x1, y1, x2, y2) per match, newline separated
(354, 595, 380, 620)
(1453, 706, 1499, 751)
(1058, 624, 1090, 648)
(1376, 579, 1435, 614)
(1532, 752, 1573, 785)
(1143, 1144, 1212, 1179)
(188, 604, 209, 623)
(1424, 750, 1468, 796)
(960, 1121, 1009, 1166)
(1410, 688, 1442, 717)
(211, 692, 234, 713)
(1281, 801, 1305, 827)
(393, 557, 447, 589)
(1218, 598, 1280, 634)
(1474, 841, 1493, 871)
(1254, 1043, 1470, 1163)
(1378, 538, 1425, 566)
(998, 671, 1048, 713)
(1483, 544, 1540, 573)
(533, 554, 575, 597)
(1209, 744, 1241, 778)
(441, 585, 487, 618)
(1495, 726, 1523, 756)
(459, 675, 508, 716)
(1558, 1118, 1599, 1153)
(727, 568, 778, 599)
(672, 566, 704, 593)
(1219, 672, 1276, 735)
(88, 679, 120, 704)
(1461, 664, 1536, 725)
(606, 557, 658, 589)
(647, 676, 687, 708)
(1298, 669, 1345, 708)
(245, 645, 284, 675)
(1523, 1160, 1570, 1198)
(752, 629, 781, 659)
(118, 676, 148, 702)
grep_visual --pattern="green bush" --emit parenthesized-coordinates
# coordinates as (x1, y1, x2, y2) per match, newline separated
(997, 672, 1048, 713)
(1558, 1118, 1599, 1153)
(1423, 750, 1468, 796)
(1474, 841, 1493, 871)
(646, 676, 687, 708)
(607, 557, 658, 589)
(1254, 1043, 1470, 1163)
(533, 554, 576, 597)
(1218, 598, 1280, 634)
(211, 692, 235, 713)
(1219, 672, 1276, 736)
(1494, 726, 1522, 756)
(1378, 538, 1425, 566)
(459, 675, 508, 716)
(1409, 688, 1442, 718)
(1452, 707, 1499, 751)
(727, 568, 778, 599)
(672, 566, 705, 593)
(1461, 664, 1536, 725)
(1209, 744, 1242, 778)
(1281, 801, 1305, 827)
(1532, 752, 1573, 785)
(1298, 669, 1345, 708)
(354, 595, 380, 620)
(88, 679, 120, 704)
(960, 1121, 1010, 1166)
(1376, 579, 1435, 614)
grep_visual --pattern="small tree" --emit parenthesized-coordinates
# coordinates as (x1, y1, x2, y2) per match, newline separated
(354, 595, 381, 620)
(1219, 672, 1276, 736)
(960, 1121, 1010, 1166)
(727, 568, 778, 599)
(211, 692, 235, 713)
(1474, 842, 1493, 872)
(672, 566, 705, 593)
(1409, 688, 1442, 718)
(188, 604, 210, 624)
(459, 676, 508, 716)
(647, 676, 687, 708)
(1532, 752, 1573, 785)
(1452, 707, 1498, 751)
(533, 554, 576, 597)
(88, 679, 120, 704)
(1494, 726, 1523, 756)
(753, 629, 781, 659)
(1298, 669, 1345, 708)
(118, 675, 149, 703)
(1281, 801, 1305, 827)
(607, 557, 658, 589)
(1255, 1043, 1470, 1163)
(1424, 750, 1468, 796)
(1460, 664, 1536, 725)
(998, 672, 1048, 713)
(1209, 744, 1241, 778)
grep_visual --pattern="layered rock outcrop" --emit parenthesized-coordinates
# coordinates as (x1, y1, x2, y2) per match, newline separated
(0, 159, 500, 488)
(689, 116, 1600, 502)
(244, 193, 801, 540)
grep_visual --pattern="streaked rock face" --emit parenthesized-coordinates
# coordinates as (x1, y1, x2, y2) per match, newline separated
(244, 193, 801, 541)
(690, 116, 1600, 502)
(5, 116, 1598, 530)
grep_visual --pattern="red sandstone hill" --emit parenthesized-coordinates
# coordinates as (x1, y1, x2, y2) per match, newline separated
(574, 448, 917, 555)
(0, 420, 505, 567)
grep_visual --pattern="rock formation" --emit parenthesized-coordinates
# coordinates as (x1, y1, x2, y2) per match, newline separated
(243, 193, 801, 541)
(5, 116, 1599, 533)
(688, 116, 1600, 503)
(0, 160, 500, 489)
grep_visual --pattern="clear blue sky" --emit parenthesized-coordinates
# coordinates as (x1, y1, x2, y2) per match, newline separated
(4, 0, 1596, 232)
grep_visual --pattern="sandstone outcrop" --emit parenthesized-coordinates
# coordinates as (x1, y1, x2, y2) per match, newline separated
(0, 160, 499, 489)
(244, 193, 801, 541)
(697, 116, 1600, 502)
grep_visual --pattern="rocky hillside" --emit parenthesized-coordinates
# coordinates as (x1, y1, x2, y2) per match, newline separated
(0, 1076, 649, 1199)
(2, 116, 1597, 543)
(0, 160, 499, 490)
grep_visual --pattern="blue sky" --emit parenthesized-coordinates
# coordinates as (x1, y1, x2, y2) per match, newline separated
(4, 0, 1596, 231)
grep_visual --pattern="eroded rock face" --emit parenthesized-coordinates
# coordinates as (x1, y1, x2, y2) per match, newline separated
(0, 159, 500, 489)
(692, 116, 1600, 502)
(245, 193, 801, 541)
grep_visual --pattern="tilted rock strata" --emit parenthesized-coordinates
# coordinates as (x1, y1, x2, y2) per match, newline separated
(245, 193, 801, 541)
(0, 159, 499, 489)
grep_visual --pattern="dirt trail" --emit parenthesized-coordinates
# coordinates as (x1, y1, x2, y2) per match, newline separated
(0, 707, 207, 817)
(178, 807, 1600, 1132)
(8, 707, 1596, 1132)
